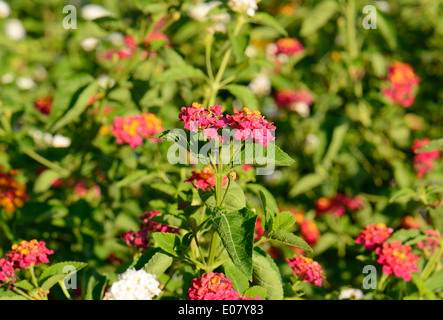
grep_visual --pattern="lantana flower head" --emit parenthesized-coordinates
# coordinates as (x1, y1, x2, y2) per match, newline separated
(7, 239, 54, 269)
(275, 38, 304, 56)
(111, 112, 163, 148)
(0, 258, 16, 284)
(0, 169, 29, 213)
(226, 107, 276, 147)
(286, 255, 326, 287)
(382, 61, 420, 108)
(417, 230, 441, 256)
(34, 95, 54, 115)
(411, 138, 441, 178)
(185, 166, 228, 191)
(179, 103, 228, 138)
(104, 269, 161, 300)
(188, 272, 257, 300)
(300, 220, 321, 246)
(375, 241, 419, 281)
(274, 89, 313, 117)
(315, 194, 363, 218)
(355, 223, 394, 250)
(400, 215, 420, 230)
(123, 210, 179, 250)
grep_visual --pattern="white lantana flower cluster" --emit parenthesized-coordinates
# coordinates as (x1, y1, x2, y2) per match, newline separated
(104, 269, 162, 300)
(227, 0, 258, 16)
(188, 1, 231, 34)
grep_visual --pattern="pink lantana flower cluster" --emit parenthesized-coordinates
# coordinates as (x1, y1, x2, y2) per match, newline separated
(178, 103, 276, 147)
(382, 61, 420, 108)
(375, 241, 419, 281)
(0, 240, 53, 286)
(315, 194, 364, 218)
(185, 166, 228, 191)
(123, 210, 179, 251)
(274, 38, 305, 56)
(275, 89, 313, 110)
(98, 31, 170, 61)
(188, 272, 258, 300)
(286, 255, 326, 287)
(355, 223, 394, 251)
(417, 230, 441, 257)
(111, 112, 164, 149)
(411, 138, 441, 178)
(34, 95, 54, 115)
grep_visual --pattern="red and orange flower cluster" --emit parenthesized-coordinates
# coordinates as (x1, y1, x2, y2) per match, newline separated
(0, 240, 53, 285)
(185, 166, 228, 191)
(355, 223, 421, 281)
(34, 95, 54, 115)
(188, 272, 258, 300)
(411, 137, 441, 178)
(286, 255, 326, 287)
(274, 89, 313, 111)
(315, 194, 364, 218)
(98, 31, 170, 61)
(355, 223, 394, 251)
(123, 210, 179, 251)
(382, 61, 420, 108)
(274, 38, 305, 56)
(179, 103, 276, 147)
(0, 169, 28, 214)
(111, 112, 164, 149)
(375, 241, 419, 282)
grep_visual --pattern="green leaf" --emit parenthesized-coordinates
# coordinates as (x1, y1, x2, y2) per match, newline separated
(240, 144, 295, 171)
(14, 279, 34, 291)
(416, 138, 443, 153)
(252, 249, 284, 300)
(242, 286, 267, 300)
(266, 230, 312, 252)
(224, 84, 259, 110)
(49, 73, 94, 126)
(41, 274, 68, 293)
(151, 232, 181, 257)
(246, 184, 279, 213)
(135, 248, 174, 277)
(389, 188, 417, 203)
(386, 229, 422, 243)
(273, 211, 295, 231)
(229, 33, 249, 64)
(212, 208, 257, 281)
(33, 169, 61, 193)
(249, 12, 288, 37)
(300, 0, 339, 37)
(114, 170, 149, 188)
(199, 181, 246, 213)
(39, 261, 88, 283)
(83, 269, 108, 301)
(154, 65, 206, 83)
(322, 120, 349, 166)
(377, 11, 397, 50)
(289, 173, 325, 197)
(222, 259, 250, 294)
(258, 190, 275, 232)
(51, 81, 99, 132)
(424, 268, 443, 291)
(133, 1, 166, 14)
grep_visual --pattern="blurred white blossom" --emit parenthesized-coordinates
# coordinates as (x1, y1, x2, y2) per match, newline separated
(248, 73, 271, 97)
(103, 269, 161, 300)
(16, 76, 35, 90)
(188, 1, 230, 34)
(81, 4, 111, 21)
(97, 74, 115, 89)
(80, 37, 100, 51)
(0, 0, 11, 18)
(339, 288, 363, 300)
(4, 18, 26, 41)
(29, 129, 71, 148)
(1, 73, 14, 85)
(293, 102, 310, 118)
(228, 0, 258, 16)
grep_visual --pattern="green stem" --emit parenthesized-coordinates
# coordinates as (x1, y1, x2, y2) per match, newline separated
(13, 288, 33, 300)
(346, 0, 358, 59)
(207, 15, 245, 107)
(58, 280, 72, 300)
(21, 148, 70, 178)
(421, 238, 443, 280)
(377, 272, 389, 292)
(29, 264, 39, 289)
